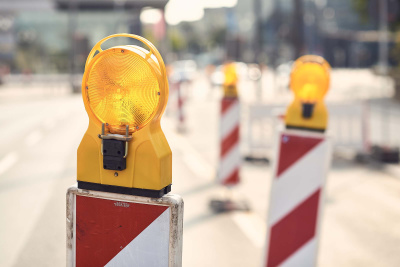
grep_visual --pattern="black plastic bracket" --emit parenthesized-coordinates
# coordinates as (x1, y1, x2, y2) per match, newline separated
(78, 181, 172, 198)
(302, 103, 315, 119)
(103, 139, 126, 171)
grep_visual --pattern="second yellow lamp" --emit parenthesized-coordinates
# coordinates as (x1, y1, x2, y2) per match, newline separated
(285, 55, 331, 132)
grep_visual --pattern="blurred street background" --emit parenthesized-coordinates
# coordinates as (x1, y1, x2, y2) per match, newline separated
(1, 0, 400, 266)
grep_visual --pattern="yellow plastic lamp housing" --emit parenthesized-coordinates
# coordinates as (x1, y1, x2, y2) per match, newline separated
(285, 55, 331, 131)
(223, 62, 239, 98)
(77, 34, 172, 197)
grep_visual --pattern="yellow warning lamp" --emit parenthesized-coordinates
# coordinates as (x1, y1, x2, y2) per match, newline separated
(77, 33, 172, 197)
(223, 62, 238, 98)
(285, 55, 331, 132)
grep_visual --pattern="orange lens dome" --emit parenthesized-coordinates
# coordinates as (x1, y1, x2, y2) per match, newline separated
(85, 48, 160, 133)
(290, 55, 331, 100)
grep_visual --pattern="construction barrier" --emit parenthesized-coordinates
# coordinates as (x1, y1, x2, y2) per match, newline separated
(264, 130, 331, 267)
(217, 62, 241, 186)
(67, 185, 183, 267)
(210, 62, 251, 212)
(243, 103, 285, 159)
(166, 80, 187, 132)
(176, 81, 186, 132)
(244, 101, 369, 158)
(71, 34, 183, 267)
(218, 97, 241, 185)
(264, 55, 333, 266)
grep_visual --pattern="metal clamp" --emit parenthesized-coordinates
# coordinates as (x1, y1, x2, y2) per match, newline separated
(99, 123, 132, 158)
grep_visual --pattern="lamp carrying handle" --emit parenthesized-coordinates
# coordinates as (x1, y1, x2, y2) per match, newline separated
(84, 33, 167, 85)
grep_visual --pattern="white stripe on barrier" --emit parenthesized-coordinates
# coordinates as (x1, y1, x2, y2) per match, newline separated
(220, 101, 240, 139)
(105, 209, 170, 267)
(218, 144, 241, 183)
(280, 238, 317, 267)
(67, 186, 183, 267)
(269, 141, 328, 225)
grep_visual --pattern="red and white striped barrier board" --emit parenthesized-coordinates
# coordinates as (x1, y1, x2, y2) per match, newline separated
(218, 97, 241, 186)
(67, 186, 183, 267)
(264, 130, 331, 267)
(167, 81, 179, 113)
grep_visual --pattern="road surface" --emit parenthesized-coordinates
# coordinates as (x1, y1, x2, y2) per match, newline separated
(0, 77, 399, 266)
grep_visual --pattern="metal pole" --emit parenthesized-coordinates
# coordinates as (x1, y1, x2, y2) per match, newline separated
(253, 0, 263, 101)
(379, 0, 389, 145)
(113, 0, 126, 34)
(272, 0, 281, 96)
(68, 0, 78, 92)
(293, 0, 304, 59)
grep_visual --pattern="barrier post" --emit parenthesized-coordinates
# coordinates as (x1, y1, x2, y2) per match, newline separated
(176, 80, 186, 133)
(264, 55, 332, 267)
(67, 186, 183, 267)
(210, 62, 249, 212)
(68, 34, 183, 267)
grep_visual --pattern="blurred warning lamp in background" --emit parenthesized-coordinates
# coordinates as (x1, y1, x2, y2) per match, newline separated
(78, 34, 172, 198)
(223, 62, 239, 98)
(285, 55, 331, 132)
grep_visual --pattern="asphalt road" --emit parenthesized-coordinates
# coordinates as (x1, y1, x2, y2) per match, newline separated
(0, 78, 400, 267)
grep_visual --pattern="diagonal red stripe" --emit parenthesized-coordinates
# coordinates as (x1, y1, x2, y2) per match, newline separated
(222, 167, 240, 186)
(221, 97, 238, 114)
(76, 196, 168, 267)
(221, 125, 240, 157)
(266, 189, 321, 267)
(277, 134, 323, 177)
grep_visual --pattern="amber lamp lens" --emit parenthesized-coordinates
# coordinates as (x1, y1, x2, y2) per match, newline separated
(86, 49, 160, 133)
(291, 63, 329, 100)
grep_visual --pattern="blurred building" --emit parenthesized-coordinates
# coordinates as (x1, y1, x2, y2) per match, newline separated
(0, 0, 168, 75)
(319, 0, 392, 68)
(265, 0, 400, 68)
(1, 0, 398, 73)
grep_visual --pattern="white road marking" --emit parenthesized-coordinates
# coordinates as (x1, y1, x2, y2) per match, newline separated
(231, 211, 267, 248)
(25, 130, 43, 147)
(0, 151, 18, 177)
